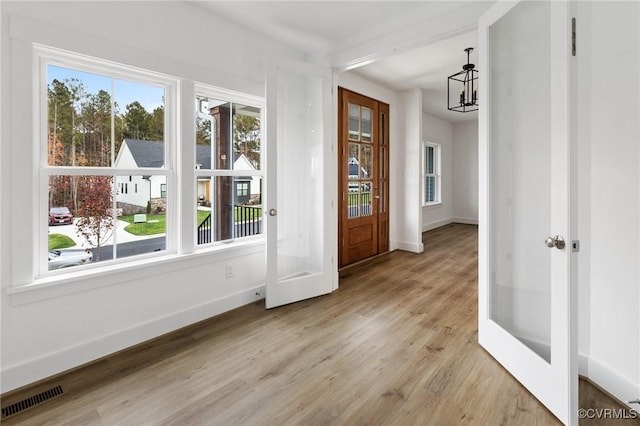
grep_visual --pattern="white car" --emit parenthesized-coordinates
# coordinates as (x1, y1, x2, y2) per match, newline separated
(48, 249, 93, 270)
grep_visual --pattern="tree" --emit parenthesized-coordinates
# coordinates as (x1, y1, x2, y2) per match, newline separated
(80, 89, 112, 166)
(48, 79, 74, 166)
(75, 176, 114, 261)
(122, 101, 151, 140)
(149, 106, 164, 141)
(196, 116, 211, 145)
(233, 114, 260, 168)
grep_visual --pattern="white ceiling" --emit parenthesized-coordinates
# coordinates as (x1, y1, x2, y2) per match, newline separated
(353, 30, 479, 123)
(193, 1, 489, 123)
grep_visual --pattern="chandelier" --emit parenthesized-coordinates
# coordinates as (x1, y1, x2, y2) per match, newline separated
(447, 47, 478, 113)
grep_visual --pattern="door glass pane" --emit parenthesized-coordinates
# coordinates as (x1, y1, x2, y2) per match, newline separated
(348, 103, 360, 141)
(361, 107, 372, 142)
(347, 187, 359, 218)
(361, 145, 372, 179)
(489, 1, 552, 362)
(276, 69, 324, 280)
(360, 182, 372, 217)
(348, 143, 360, 179)
(380, 146, 387, 180)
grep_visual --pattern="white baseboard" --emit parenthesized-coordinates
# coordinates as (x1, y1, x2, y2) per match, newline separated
(395, 241, 424, 253)
(421, 217, 478, 232)
(452, 217, 479, 225)
(1, 284, 266, 393)
(580, 354, 640, 409)
(422, 218, 453, 232)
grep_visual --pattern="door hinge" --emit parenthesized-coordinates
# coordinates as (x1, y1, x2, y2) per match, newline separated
(572, 17, 576, 56)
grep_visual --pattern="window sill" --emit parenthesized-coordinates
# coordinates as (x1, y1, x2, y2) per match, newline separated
(6, 238, 264, 306)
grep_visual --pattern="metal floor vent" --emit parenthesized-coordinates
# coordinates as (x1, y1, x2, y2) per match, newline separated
(1, 385, 64, 419)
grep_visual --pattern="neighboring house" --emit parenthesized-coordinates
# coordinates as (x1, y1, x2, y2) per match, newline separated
(196, 148, 261, 206)
(115, 139, 261, 212)
(113, 139, 167, 213)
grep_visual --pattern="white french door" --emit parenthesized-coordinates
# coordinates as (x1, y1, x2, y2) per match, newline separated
(478, 1, 577, 424)
(264, 60, 336, 309)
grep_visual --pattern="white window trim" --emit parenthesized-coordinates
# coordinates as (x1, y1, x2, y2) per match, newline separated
(35, 45, 179, 279)
(5, 19, 268, 301)
(10, 44, 270, 292)
(423, 141, 442, 207)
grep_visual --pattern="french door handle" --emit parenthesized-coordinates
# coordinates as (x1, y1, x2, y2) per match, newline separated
(544, 235, 565, 250)
(268, 208, 277, 217)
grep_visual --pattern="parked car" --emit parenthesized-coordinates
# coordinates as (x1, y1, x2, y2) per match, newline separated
(48, 249, 93, 270)
(49, 206, 73, 225)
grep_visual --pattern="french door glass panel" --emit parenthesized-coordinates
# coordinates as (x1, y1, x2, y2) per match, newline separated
(275, 68, 323, 281)
(490, 0, 552, 362)
(265, 61, 334, 309)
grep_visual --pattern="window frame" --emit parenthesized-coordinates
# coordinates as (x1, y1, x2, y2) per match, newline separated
(36, 45, 178, 278)
(423, 141, 441, 206)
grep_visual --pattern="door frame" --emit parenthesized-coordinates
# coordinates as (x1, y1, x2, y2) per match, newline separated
(337, 87, 390, 268)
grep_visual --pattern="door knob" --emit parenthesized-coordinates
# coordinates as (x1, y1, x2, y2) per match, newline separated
(544, 235, 565, 250)
(268, 208, 277, 216)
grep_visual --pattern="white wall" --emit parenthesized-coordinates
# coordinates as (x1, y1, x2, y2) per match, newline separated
(396, 90, 424, 252)
(0, 1, 303, 392)
(452, 120, 478, 223)
(577, 1, 640, 406)
(422, 112, 453, 231)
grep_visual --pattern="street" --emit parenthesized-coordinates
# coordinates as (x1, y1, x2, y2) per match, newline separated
(92, 237, 166, 262)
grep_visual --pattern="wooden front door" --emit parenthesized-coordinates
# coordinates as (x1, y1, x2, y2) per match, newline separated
(338, 88, 389, 268)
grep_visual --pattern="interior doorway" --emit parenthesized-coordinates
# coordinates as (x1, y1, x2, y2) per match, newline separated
(338, 87, 389, 268)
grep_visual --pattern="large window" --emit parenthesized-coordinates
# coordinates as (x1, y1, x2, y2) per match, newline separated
(423, 142, 441, 205)
(40, 47, 176, 274)
(194, 87, 263, 246)
(31, 46, 265, 281)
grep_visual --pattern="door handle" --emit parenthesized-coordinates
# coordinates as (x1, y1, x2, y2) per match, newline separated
(268, 208, 277, 217)
(544, 235, 565, 250)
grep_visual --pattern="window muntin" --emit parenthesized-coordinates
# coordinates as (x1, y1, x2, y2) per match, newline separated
(194, 88, 264, 247)
(424, 142, 441, 205)
(41, 48, 175, 276)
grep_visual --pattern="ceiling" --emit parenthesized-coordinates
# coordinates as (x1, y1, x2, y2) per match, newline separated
(193, 1, 490, 123)
(352, 30, 479, 123)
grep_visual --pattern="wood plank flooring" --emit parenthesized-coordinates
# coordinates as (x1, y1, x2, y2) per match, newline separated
(1, 224, 627, 425)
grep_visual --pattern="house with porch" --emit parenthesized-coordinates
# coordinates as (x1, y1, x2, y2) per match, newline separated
(114, 139, 260, 213)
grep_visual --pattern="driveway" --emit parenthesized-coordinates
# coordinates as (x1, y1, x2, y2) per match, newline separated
(49, 218, 162, 249)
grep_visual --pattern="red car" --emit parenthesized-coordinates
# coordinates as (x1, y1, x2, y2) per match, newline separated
(49, 207, 74, 225)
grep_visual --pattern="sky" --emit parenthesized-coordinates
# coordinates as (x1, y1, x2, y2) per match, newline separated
(48, 65, 164, 113)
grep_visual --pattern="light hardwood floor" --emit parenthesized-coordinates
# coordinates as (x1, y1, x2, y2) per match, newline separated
(2, 224, 626, 425)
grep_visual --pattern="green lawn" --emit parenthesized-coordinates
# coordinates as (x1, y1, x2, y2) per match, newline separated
(121, 214, 167, 236)
(120, 208, 261, 237)
(49, 233, 76, 250)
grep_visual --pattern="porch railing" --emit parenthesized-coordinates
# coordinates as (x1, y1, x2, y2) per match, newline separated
(197, 205, 262, 245)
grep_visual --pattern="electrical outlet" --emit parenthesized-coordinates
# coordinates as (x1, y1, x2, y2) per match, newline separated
(225, 264, 234, 278)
